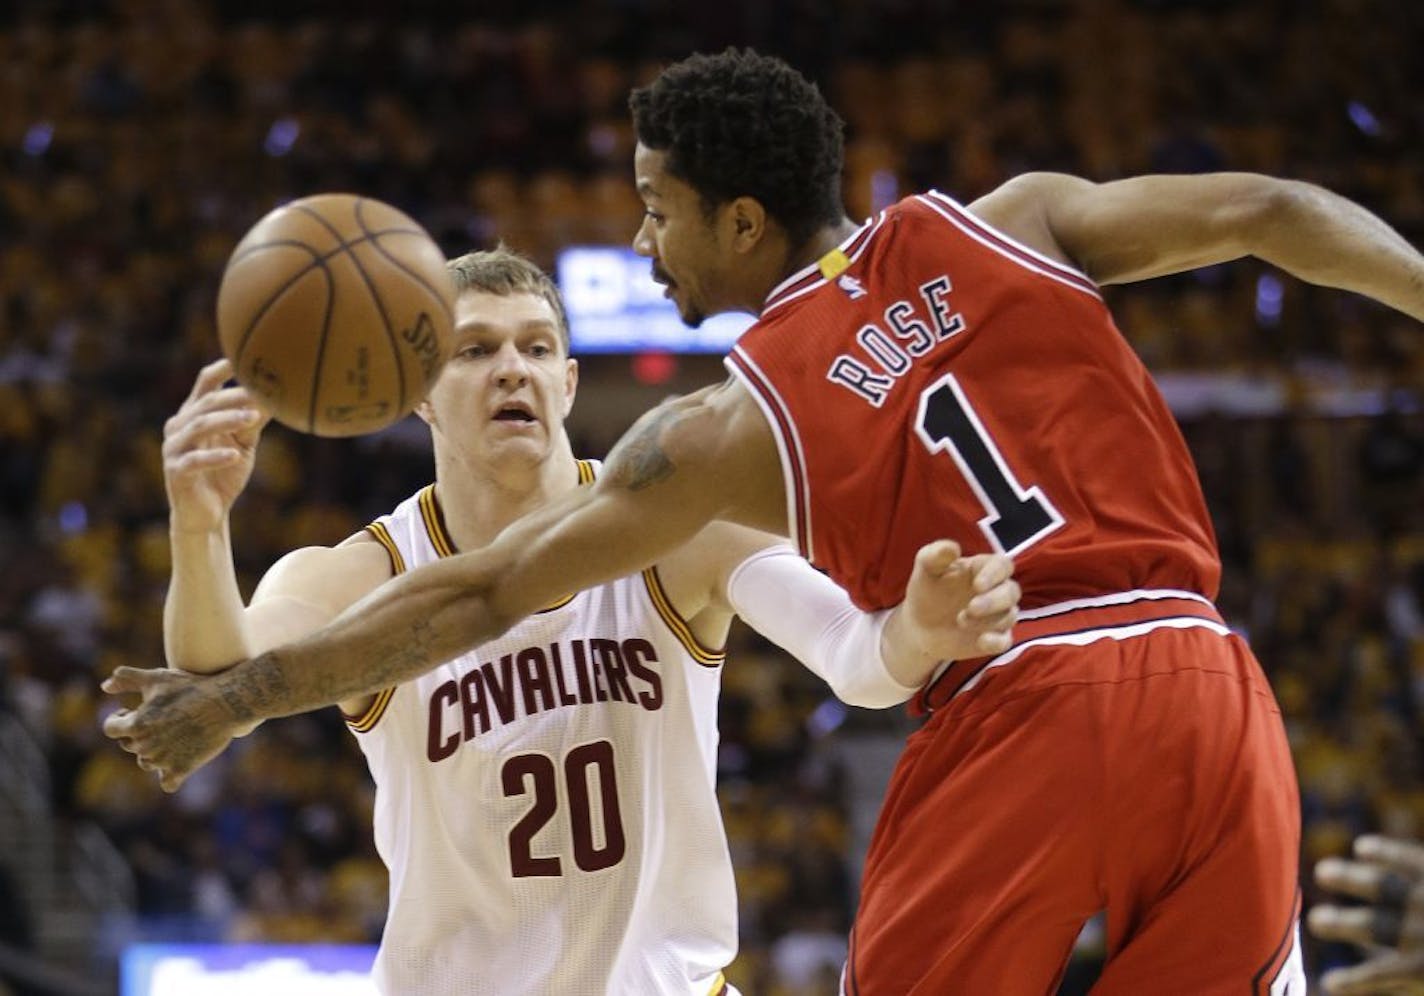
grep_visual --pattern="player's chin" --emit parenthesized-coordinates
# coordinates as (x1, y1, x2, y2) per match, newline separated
(678, 302, 706, 328)
(487, 432, 549, 461)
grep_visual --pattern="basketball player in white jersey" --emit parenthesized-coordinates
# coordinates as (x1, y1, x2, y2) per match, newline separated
(151, 248, 1020, 996)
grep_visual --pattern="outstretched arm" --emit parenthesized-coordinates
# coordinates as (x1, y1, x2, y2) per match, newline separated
(971, 172, 1424, 320)
(721, 538, 1017, 707)
(104, 381, 782, 789)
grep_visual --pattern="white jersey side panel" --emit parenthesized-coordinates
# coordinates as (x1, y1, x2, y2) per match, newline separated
(350, 479, 736, 996)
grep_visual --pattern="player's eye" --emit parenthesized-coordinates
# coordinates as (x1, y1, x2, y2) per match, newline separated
(644, 208, 666, 225)
(456, 344, 486, 359)
(528, 343, 551, 358)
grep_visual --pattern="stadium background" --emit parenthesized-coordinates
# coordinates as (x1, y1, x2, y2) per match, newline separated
(1, 0, 1422, 992)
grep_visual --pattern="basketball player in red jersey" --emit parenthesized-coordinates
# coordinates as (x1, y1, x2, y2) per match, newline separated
(107, 49, 1424, 994)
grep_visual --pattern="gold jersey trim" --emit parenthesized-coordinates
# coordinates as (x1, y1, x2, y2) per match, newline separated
(345, 518, 409, 733)
(706, 971, 728, 996)
(418, 484, 456, 558)
(343, 686, 396, 732)
(425, 478, 589, 615)
(642, 565, 725, 668)
(363, 521, 406, 575)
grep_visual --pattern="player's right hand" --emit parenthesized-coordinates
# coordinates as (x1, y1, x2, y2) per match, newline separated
(1309, 834, 1424, 994)
(101, 665, 240, 793)
(898, 539, 1019, 664)
(164, 359, 269, 533)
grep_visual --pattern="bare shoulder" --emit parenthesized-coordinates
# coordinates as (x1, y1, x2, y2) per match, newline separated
(965, 172, 1091, 268)
(253, 532, 394, 611)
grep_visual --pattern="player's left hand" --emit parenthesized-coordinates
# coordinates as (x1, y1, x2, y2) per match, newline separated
(1309, 834, 1424, 994)
(101, 666, 241, 793)
(883, 540, 1019, 688)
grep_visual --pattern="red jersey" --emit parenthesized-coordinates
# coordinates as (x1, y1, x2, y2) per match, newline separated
(725, 191, 1219, 612)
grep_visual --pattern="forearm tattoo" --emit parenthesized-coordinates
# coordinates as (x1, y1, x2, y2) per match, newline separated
(214, 653, 291, 721)
(607, 407, 682, 491)
(354, 617, 442, 696)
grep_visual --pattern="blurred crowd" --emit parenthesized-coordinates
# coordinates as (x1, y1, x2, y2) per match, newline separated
(1, 0, 1422, 991)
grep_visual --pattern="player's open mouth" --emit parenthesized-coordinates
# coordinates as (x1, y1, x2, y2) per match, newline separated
(492, 404, 537, 423)
(651, 266, 677, 299)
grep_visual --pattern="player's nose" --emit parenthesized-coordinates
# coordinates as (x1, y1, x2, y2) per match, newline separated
(631, 217, 655, 258)
(490, 340, 530, 386)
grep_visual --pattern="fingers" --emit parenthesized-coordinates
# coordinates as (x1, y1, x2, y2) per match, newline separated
(1317, 857, 1395, 904)
(167, 446, 245, 476)
(163, 389, 264, 456)
(1320, 950, 1424, 995)
(973, 629, 1014, 656)
(913, 540, 962, 578)
(1309, 904, 1390, 948)
(186, 358, 235, 402)
(102, 708, 134, 740)
(1356, 835, 1424, 879)
(961, 579, 1020, 621)
(101, 665, 158, 696)
(968, 554, 1015, 594)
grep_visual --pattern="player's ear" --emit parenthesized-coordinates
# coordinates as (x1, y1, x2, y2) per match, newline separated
(415, 397, 436, 426)
(562, 358, 579, 416)
(726, 196, 768, 253)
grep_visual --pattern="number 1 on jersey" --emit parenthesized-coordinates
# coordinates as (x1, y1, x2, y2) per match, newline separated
(914, 373, 1064, 556)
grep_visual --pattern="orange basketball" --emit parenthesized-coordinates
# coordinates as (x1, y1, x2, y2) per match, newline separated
(216, 193, 454, 437)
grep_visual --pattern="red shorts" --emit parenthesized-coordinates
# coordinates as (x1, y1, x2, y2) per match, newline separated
(844, 596, 1303, 995)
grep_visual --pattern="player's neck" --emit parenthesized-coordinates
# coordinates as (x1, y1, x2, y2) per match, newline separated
(770, 216, 861, 296)
(430, 438, 581, 553)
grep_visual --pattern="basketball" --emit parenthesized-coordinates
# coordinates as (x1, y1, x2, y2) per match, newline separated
(216, 193, 455, 437)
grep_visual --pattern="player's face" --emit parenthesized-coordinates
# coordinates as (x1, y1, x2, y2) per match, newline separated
(420, 290, 577, 468)
(632, 143, 740, 328)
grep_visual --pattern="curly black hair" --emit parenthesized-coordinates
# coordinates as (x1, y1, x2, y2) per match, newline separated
(629, 48, 846, 250)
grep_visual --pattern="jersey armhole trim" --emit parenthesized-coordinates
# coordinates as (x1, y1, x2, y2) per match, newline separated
(343, 685, 396, 732)
(724, 349, 814, 560)
(919, 191, 1103, 300)
(348, 520, 404, 732)
(364, 521, 406, 574)
(417, 485, 456, 557)
(641, 565, 726, 668)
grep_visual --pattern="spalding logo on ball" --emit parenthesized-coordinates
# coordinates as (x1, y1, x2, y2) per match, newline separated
(217, 194, 455, 436)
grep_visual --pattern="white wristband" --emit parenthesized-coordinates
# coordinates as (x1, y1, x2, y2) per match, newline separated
(726, 545, 919, 709)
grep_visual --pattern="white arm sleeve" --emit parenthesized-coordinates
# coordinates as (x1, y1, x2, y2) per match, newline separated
(726, 544, 921, 709)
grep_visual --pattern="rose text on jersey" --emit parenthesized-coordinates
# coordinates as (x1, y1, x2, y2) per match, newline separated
(825, 272, 964, 408)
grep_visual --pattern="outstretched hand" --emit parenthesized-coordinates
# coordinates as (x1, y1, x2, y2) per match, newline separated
(1309, 834, 1424, 994)
(101, 666, 242, 792)
(883, 540, 1019, 688)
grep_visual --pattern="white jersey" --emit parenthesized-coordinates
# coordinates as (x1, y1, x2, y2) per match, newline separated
(349, 465, 737, 996)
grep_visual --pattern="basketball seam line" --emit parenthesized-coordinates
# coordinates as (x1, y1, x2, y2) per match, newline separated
(227, 231, 413, 377)
(226, 228, 424, 268)
(289, 203, 349, 432)
(231, 251, 332, 389)
(356, 212, 455, 325)
(351, 198, 410, 416)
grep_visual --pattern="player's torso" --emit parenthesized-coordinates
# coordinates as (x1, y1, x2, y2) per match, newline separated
(351, 478, 736, 996)
(727, 192, 1220, 612)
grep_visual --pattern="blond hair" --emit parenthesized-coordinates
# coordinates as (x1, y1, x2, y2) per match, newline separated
(446, 246, 571, 352)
